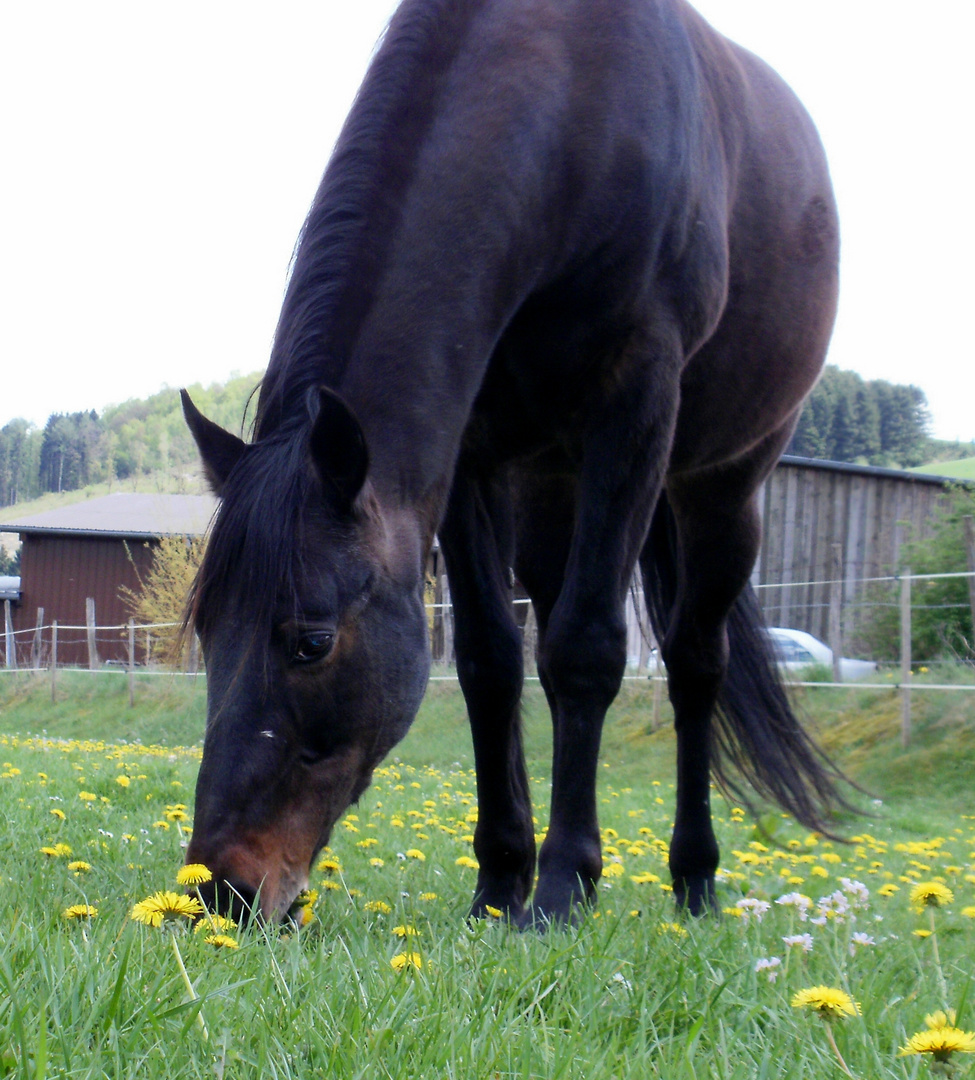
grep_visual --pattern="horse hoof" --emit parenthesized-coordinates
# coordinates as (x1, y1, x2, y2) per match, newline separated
(672, 875, 718, 917)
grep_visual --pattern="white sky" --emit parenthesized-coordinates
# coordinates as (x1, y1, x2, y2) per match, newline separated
(2, 2, 973, 440)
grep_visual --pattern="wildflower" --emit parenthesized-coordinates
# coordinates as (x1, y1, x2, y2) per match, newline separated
(369, 858, 385, 868)
(115, 776, 131, 787)
(849, 932, 876, 954)
(899, 1027, 975, 1060)
(50, 808, 66, 821)
(877, 883, 900, 897)
(204, 934, 239, 949)
(364, 900, 392, 914)
(910, 881, 954, 910)
(961, 906, 975, 919)
(63, 904, 98, 920)
(419, 892, 438, 902)
(405, 848, 425, 861)
(455, 855, 479, 869)
(926, 1011, 957, 1029)
(630, 872, 661, 884)
(67, 861, 92, 873)
(484, 906, 503, 919)
(176, 864, 213, 886)
(783, 933, 814, 952)
(656, 922, 688, 937)
(791, 986, 859, 1020)
(193, 914, 236, 934)
(40, 843, 72, 858)
(392, 925, 419, 937)
(318, 857, 341, 875)
(776, 892, 813, 919)
(390, 951, 423, 972)
(734, 898, 771, 923)
(130, 890, 205, 928)
(78, 791, 97, 802)
(754, 957, 782, 982)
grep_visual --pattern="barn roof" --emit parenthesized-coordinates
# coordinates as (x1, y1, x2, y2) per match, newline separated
(0, 493, 218, 539)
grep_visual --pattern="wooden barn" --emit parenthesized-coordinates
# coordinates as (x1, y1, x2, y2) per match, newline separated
(1, 494, 216, 666)
(754, 456, 971, 644)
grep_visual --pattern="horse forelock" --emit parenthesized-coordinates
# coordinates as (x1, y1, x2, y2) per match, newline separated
(188, 424, 312, 651)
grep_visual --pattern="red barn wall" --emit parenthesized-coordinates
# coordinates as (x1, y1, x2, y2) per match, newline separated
(11, 535, 156, 665)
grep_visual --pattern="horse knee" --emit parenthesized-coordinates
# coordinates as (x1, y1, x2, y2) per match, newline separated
(538, 614, 627, 706)
(455, 627, 523, 711)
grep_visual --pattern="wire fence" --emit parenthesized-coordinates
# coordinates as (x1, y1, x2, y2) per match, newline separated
(3, 568, 974, 743)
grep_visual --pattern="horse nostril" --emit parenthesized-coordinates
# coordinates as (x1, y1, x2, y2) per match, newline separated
(193, 876, 260, 924)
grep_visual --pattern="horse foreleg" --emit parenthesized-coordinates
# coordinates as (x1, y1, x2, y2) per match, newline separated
(439, 469, 535, 921)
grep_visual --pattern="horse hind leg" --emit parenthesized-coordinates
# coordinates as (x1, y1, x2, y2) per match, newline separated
(641, 478, 764, 915)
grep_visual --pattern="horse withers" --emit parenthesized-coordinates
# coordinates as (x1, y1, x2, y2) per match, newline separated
(183, 0, 844, 925)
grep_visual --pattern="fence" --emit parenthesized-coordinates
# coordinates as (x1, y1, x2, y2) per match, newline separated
(4, 568, 974, 745)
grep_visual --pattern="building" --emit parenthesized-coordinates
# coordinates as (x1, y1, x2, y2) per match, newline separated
(1, 493, 216, 666)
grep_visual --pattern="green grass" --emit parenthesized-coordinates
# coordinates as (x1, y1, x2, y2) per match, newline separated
(910, 456, 975, 479)
(0, 672, 974, 1078)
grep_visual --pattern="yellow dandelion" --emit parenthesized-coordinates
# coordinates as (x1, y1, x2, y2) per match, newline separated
(78, 791, 97, 802)
(364, 900, 392, 914)
(602, 862, 625, 878)
(913, 928, 933, 938)
(455, 855, 479, 869)
(910, 881, 954, 910)
(67, 861, 92, 873)
(130, 890, 205, 928)
(390, 951, 422, 972)
(791, 986, 859, 1020)
(419, 892, 438, 902)
(164, 809, 188, 822)
(115, 776, 131, 787)
(193, 914, 237, 934)
(405, 848, 425, 861)
(961, 906, 975, 919)
(176, 864, 213, 886)
(899, 1027, 975, 1060)
(50, 808, 66, 821)
(877, 883, 900, 897)
(926, 1010, 957, 1029)
(392, 924, 419, 937)
(484, 906, 503, 919)
(318, 857, 341, 875)
(204, 934, 239, 949)
(369, 857, 385, 868)
(63, 904, 98, 920)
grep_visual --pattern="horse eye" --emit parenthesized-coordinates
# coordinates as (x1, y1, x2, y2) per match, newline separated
(292, 631, 334, 664)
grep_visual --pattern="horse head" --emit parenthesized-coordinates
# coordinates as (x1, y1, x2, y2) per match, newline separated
(180, 387, 430, 920)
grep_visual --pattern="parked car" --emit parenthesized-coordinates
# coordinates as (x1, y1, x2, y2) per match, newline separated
(644, 627, 877, 682)
(766, 627, 877, 681)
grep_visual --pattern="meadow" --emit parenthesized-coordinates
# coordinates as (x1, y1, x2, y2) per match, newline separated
(0, 672, 973, 1079)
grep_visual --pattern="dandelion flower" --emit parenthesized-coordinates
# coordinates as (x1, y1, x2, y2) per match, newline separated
(193, 914, 237, 934)
(405, 848, 425, 861)
(50, 808, 66, 821)
(318, 857, 341, 875)
(899, 1027, 975, 1060)
(204, 934, 239, 949)
(130, 890, 205, 928)
(909, 881, 954, 910)
(78, 791, 97, 802)
(364, 900, 392, 914)
(392, 925, 419, 937)
(63, 905, 97, 920)
(419, 892, 438, 902)
(455, 855, 479, 869)
(926, 1011, 957, 1029)
(369, 858, 385, 868)
(961, 906, 975, 919)
(176, 864, 213, 886)
(791, 986, 859, 1020)
(390, 951, 422, 972)
(67, 861, 92, 873)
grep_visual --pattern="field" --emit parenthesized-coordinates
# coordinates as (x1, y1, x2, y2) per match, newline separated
(911, 456, 975, 480)
(0, 673, 973, 1078)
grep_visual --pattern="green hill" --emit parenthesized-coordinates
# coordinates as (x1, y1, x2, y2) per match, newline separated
(910, 456, 975, 480)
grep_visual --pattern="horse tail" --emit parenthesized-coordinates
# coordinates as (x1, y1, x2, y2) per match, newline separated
(642, 493, 853, 835)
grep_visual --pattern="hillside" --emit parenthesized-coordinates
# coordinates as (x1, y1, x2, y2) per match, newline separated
(910, 455, 975, 480)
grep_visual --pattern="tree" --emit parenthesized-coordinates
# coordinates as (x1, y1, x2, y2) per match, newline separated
(120, 535, 205, 668)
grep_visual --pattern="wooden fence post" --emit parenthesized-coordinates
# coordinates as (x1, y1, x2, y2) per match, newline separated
(522, 603, 537, 674)
(964, 516, 975, 639)
(31, 608, 44, 669)
(900, 569, 912, 748)
(828, 542, 843, 683)
(86, 597, 99, 670)
(442, 579, 453, 667)
(188, 632, 200, 675)
(50, 620, 58, 703)
(4, 599, 14, 669)
(650, 651, 664, 734)
(128, 618, 136, 708)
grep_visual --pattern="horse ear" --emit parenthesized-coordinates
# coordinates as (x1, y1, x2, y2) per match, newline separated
(181, 389, 246, 495)
(308, 387, 369, 511)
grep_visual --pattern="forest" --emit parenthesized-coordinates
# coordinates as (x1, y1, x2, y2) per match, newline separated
(1, 365, 972, 515)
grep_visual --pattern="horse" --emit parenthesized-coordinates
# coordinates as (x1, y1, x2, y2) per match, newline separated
(181, 0, 844, 925)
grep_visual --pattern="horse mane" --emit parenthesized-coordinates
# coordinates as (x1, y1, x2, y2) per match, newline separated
(254, 0, 483, 439)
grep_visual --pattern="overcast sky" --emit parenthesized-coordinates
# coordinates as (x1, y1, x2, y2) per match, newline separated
(2, 2, 973, 440)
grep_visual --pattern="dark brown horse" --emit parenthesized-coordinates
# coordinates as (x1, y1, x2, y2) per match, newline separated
(182, 0, 843, 924)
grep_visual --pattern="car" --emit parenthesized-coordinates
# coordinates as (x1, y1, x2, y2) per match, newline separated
(766, 627, 877, 682)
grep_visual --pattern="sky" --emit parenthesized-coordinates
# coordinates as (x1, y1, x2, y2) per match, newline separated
(2, 2, 973, 440)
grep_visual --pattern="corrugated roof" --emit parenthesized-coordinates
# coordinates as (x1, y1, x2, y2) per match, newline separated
(0, 493, 218, 539)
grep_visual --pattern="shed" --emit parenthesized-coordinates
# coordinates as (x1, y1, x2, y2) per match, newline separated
(1, 493, 216, 665)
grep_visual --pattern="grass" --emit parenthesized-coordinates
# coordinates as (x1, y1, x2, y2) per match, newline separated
(0, 671, 974, 1077)
(910, 456, 975, 480)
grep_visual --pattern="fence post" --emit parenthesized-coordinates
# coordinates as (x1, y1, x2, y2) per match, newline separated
(650, 652, 664, 734)
(522, 603, 537, 674)
(50, 620, 58, 703)
(128, 618, 136, 708)
(900, 569, 912, 748)
(828, 542, 843, 683)
(86, 597, 99, 670)
(188, 632, 200, 675)
(442, 579, 453, 667)
(4, 599, 14, 669)
(31, 608, 44, 669)
(964, 516, 975, 639)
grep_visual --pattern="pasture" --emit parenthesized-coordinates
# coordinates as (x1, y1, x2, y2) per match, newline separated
(0, 673, 973, 1078)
